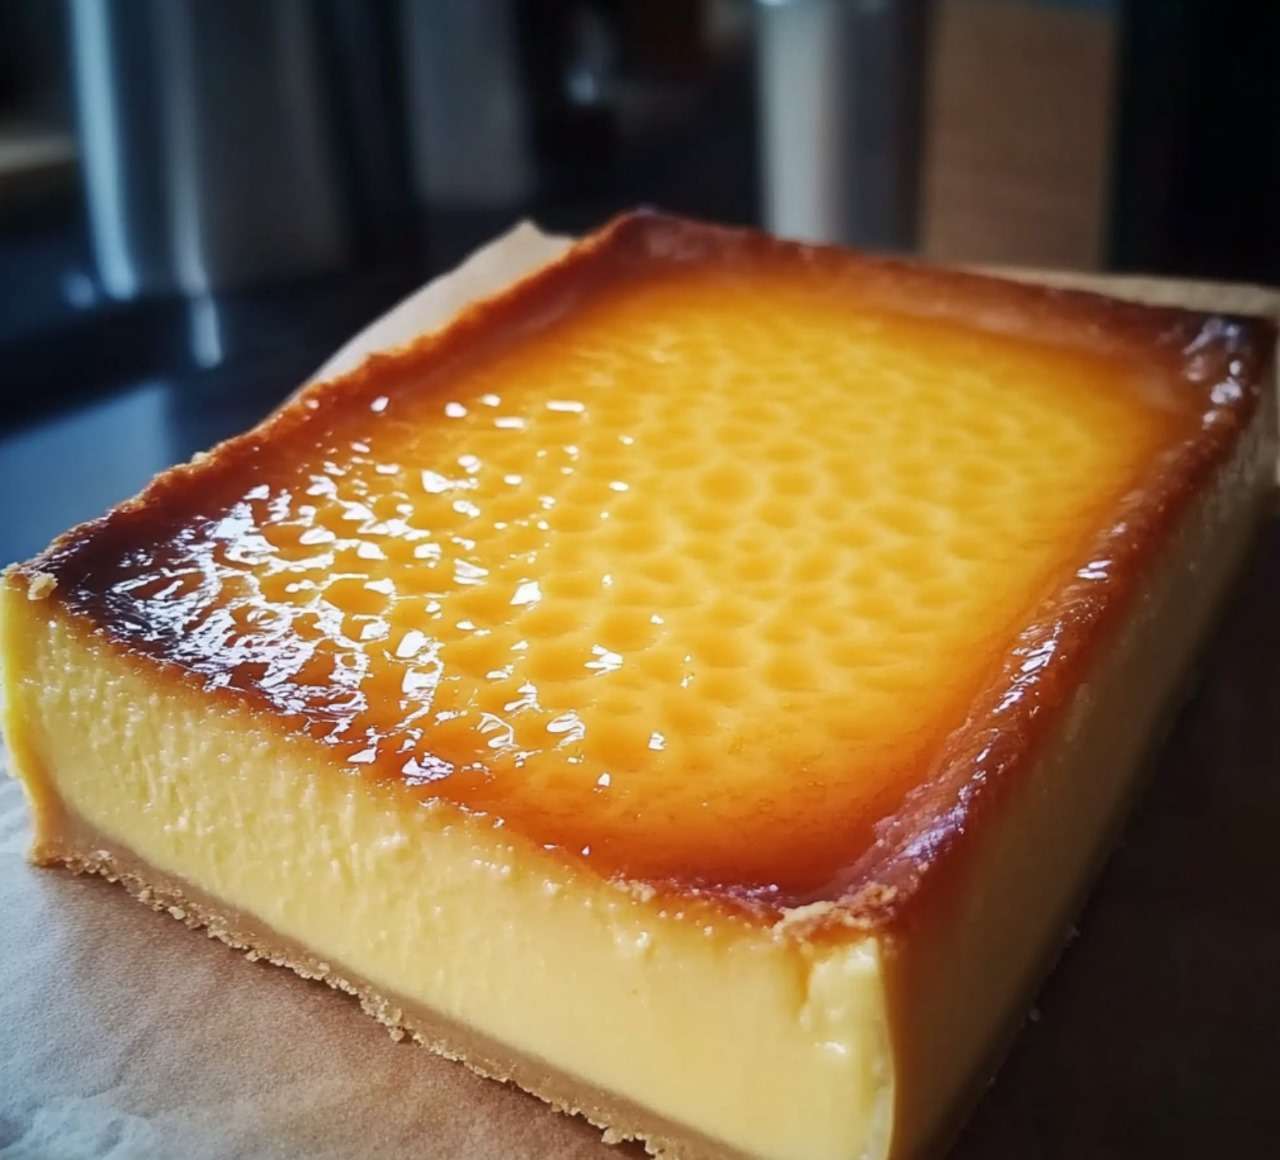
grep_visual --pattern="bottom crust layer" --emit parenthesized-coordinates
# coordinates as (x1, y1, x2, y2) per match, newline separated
(35, 808, 745, 1160)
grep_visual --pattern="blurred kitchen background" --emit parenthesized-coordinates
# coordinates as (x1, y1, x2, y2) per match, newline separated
(0, 0, 1276, 564)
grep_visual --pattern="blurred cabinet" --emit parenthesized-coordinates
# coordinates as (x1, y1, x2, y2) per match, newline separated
(921, 0, 1116, 271)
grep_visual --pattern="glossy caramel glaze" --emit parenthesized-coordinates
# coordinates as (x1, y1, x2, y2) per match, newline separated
(14, 212, 1274, 920)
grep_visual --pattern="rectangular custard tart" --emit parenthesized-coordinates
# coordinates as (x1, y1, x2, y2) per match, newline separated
(2, 213, 1275, 1160)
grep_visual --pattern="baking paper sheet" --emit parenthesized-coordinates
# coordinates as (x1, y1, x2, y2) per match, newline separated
(2, 224, 1277, 1159)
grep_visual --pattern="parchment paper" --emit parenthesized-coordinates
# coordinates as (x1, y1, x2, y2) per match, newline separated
(312, 221, 573, 384)
(3, 225, 1278, 1160)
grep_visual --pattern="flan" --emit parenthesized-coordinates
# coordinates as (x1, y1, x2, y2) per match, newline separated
(2, 212, 1274, 1160)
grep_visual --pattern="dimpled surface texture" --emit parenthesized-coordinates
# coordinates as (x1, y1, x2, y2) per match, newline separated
(55, 258, 1190, 896)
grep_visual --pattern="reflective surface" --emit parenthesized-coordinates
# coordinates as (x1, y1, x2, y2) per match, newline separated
(0, 261, 424, 563)
(29, 230, 1219, 898)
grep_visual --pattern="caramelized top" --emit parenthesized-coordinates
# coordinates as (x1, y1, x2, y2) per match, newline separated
(24, 213, 1270, 916)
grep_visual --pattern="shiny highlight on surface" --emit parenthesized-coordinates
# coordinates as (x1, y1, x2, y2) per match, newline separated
(28, 213, 1262, 903)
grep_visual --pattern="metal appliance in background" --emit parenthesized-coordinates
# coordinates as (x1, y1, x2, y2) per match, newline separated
(68, 0, 351, 312)
(399, 0, 535, 214)
(755, 0, 929, 249)
(63, 0, 934, 374)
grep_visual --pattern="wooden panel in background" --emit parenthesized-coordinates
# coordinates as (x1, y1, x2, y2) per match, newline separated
(921, 0, 1116, 271)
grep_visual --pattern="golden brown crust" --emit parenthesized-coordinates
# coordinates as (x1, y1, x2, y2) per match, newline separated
(8, 211, 1276, 932)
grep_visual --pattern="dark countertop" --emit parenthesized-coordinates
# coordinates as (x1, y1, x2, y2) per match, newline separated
(1, 358, 302, 567)
(0, 259, 425, 567)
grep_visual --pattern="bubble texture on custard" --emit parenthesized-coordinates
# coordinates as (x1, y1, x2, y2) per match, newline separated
(85, 264, 1187, 892)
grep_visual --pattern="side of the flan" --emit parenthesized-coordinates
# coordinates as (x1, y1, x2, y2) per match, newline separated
(2, 213, 1274, 1160)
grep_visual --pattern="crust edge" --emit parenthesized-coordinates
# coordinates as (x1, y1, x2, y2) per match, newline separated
(33, 822, 749, 1160)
